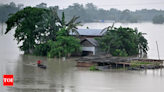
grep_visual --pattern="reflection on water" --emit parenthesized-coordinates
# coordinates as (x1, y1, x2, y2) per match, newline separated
(1, 22, 164, 92)
(6, 56, 77, 92)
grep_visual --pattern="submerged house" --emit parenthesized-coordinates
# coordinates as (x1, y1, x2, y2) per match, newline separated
(80, 38, 105, 56)
(70, 29, 106, 56)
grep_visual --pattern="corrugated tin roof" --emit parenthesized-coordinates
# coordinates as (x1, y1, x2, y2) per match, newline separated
(81, 38, 99, 46)
(70, 29, 106, 36)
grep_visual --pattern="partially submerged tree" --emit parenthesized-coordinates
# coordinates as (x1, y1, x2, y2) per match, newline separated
(35, 7, 82, 44)
(152, 15, 164, 24)
(35, 7, 60, 42)
(47, 28, 81, 58)
(5, 6, 82, 57)
(96, 24, 148, 56)
(96, 23, 118, 54)
(33, 7, 82, 57)
(134, 28, 149, 54)
(57, 12, 83, 36)
(5, 7, 46, 54)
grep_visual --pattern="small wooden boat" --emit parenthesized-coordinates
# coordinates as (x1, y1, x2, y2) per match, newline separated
(38, 64, 47, 69)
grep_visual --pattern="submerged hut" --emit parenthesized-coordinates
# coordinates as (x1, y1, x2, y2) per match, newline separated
(76, 55, 128, 67)
(76, 55, 164, 69)
(70, 29, 107, 56)
(80, 38, 105, 56)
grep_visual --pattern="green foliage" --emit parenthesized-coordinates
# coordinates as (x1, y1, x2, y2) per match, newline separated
(35, 7, 82, 43)
(154, 63, 160, 66)
(1, 2, 164, 23)
(5, 6, 81, 56)
(47, 40, 57, 58)
(5, 7, 47, 54)
(152, 15, 164, 24)
(47, 28, 81, 58)
(96, 24, 148, 56)
(33, 43, 50, 56)
(34, 8, 82, 58)
(130, 61, 160, 67)
(131, 64, 140, 67)
(89, 65, 100, 71)
(57, 11, 82, 36)
(35, 7, 60, 42)
(112, 49, 128, 57)
(131, 61, 156, 65)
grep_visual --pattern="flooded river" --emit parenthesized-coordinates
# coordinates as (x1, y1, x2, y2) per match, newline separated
(0, 22, 164, 92)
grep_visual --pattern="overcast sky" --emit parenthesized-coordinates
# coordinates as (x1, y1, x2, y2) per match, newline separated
(1, 0, 164, 11)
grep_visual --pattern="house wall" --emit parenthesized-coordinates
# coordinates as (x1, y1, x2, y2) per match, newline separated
(75, 36, 101, 41)
(82, 47, 95, 55)
(81, 40, 96, 55)
(81, 40, 94, 47)
(73, 37, 105, 56)
(71, 40, 96, 56)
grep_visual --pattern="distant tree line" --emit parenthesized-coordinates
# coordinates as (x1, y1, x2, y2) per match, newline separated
(152, 15, 164, 24)
(0, 2, 24, 22)
(1, 2, 164, 23)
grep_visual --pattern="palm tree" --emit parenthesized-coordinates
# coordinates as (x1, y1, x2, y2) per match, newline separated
(98, 23, 118, 54)
(57, 12, 83, 36)
(134, 28, 149, 54)
(35, 7, 82, 43)
(35, 7, 60, 43)
(100, 23, 115, 34)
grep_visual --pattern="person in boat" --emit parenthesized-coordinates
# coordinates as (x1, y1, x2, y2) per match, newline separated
(37, 60, 46, 69)
(37, 59, 43, 66)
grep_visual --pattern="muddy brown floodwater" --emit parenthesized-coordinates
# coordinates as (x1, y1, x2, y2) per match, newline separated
(1, 23, 164, 92)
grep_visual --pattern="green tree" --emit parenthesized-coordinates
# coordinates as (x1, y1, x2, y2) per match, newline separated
(96, 23, 118, 54)
(5, 7, 46, 54)
(134, 28, 148, 54)
(47, 28, 81, 58)
(85, 3, 98, 21)
(120, 9, 130, 21)
(64, 3, 87, 22)
(35, 7, 82, 43)
(57, 12, 82, 36)
(33, 43, 50, 56)
(96, 24, 148, 56)
(35, 7, 60, 42)
(152, 15, 164, 24)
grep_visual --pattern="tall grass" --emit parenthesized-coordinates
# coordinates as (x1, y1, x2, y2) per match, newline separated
(130, 61, 160, 67)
